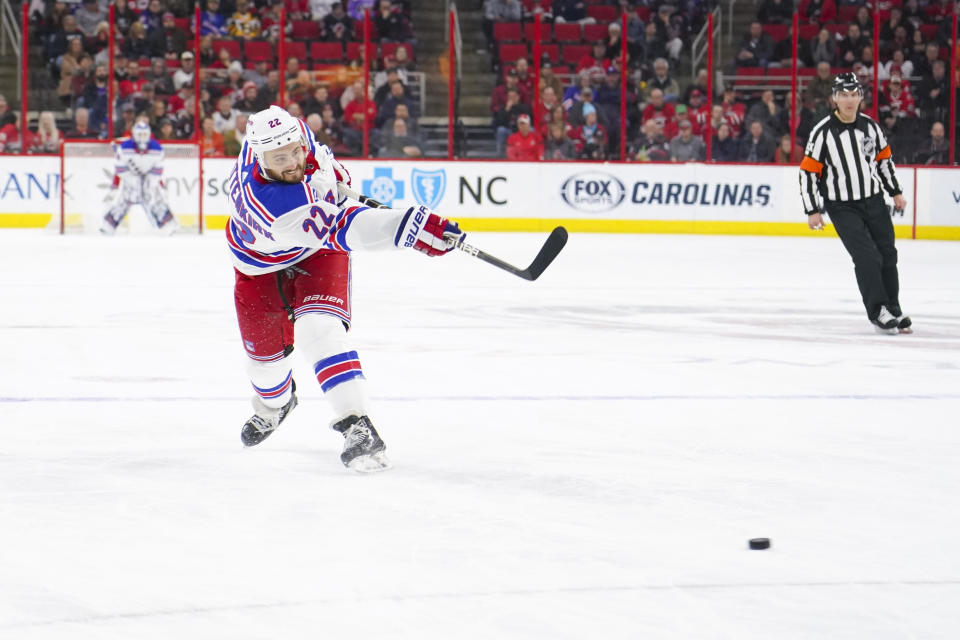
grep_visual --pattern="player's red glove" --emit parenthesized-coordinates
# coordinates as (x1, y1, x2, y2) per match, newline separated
(396, 206, 465, 257)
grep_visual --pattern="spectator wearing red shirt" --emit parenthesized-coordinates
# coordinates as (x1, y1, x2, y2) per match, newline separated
(641, 88, 678, 140)
(686, 89, 710, 136)
(506, 114, 543, 161)
(514, 57, 534, 97)
(576, 41, 611, 74)
(119, 59, 146, 98)
(720, 86, 746, 137)
(879, 74, 916, 130)
(0, 112, 32, 154)
(342, 79, 377, 155)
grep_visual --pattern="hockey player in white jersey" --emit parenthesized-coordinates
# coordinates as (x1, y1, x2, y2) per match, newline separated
(228, 105, 463, 472)
(100, 121, 179, 235)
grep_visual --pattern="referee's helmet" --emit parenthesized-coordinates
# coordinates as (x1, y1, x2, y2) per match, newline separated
(832, 72, 863, 95)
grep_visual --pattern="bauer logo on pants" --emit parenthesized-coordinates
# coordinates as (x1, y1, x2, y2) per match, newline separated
(411, 169, 446, 209)
(560, 172, 626, 213)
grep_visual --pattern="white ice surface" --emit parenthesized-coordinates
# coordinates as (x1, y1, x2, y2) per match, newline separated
(1, 230, 959, 639)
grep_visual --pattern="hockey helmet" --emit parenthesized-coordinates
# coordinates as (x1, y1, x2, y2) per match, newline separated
(832, 71, 863, 96)
(132, 120, 152, 150)
(246, 105, 304, 171)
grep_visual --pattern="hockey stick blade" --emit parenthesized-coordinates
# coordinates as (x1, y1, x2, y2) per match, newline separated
(456, 226, 568, 281)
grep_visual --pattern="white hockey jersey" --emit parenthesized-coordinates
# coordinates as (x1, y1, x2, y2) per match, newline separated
(114, 138, 164, 184)
(225, 119, 407, 276)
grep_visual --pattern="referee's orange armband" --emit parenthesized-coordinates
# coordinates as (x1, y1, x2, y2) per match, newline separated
(875, 146, 892, 161)
(800, 155, 823, 176)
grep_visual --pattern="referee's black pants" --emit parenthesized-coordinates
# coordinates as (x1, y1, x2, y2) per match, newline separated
(825, 194, 900, 320)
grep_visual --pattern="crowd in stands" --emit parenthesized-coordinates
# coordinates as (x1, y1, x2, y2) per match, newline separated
(12, 0, 416, 157)
(486, 0, 956, 164)
(3, 0, 957, 165)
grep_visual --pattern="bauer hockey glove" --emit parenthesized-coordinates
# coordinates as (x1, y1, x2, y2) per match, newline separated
(396, 206, 465, 257)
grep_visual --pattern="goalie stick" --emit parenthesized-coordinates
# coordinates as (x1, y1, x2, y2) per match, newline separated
(337, 182, 568, 281)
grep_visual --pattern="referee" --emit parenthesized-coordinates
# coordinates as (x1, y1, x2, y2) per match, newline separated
(799, 72, 912, 334)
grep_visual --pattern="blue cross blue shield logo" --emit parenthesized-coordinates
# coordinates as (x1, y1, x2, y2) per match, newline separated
(362, 167, 404, 207)
(410, 169, 446, 209)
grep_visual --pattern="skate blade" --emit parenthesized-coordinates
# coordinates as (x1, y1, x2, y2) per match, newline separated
(898, 327, 913, 334)
(874, 326, 899, 335)
(346, 451, 392, 473)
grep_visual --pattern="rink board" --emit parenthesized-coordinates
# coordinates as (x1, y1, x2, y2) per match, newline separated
(1, 156, 958, 239)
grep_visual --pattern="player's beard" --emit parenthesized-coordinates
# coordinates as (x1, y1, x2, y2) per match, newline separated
(267, 161, 306, 183)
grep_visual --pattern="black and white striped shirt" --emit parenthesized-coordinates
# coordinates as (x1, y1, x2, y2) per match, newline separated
(799, 111, 901, 215)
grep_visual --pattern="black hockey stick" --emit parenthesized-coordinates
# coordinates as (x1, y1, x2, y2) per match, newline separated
(453, 227, 568, 281)
(338, 183, 568, 281)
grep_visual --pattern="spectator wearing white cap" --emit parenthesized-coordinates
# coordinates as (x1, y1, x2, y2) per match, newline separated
(173, 51, 196, 91)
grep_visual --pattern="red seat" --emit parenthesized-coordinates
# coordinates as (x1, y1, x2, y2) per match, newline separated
(836, 6, 859, 22)
(586, 5, 617, 21)
(497, 42, 529, 64)
(763, 24, 789, 41)
(492, 21, 523, 42)
(824, 23, 847, 37)
(174, 17, 192, 33)
(523, 22, 551, 42)
(551, 64, 571, 75)
(561, 44, 591, 66)
(636, 6, 650, 21)
(797, 24, 819, 40)
(381, 42, 413, 61)
(291, 19, 321, 39)
(285, 41, 307, 62)
(736, 66, 766, 77)
(797, 67, 817, 76)
(553, 23, 582, 43)
(919, 23, 940, 40)
(830, 66, 853, 75)
(212, 38, 242, 60)
(765, 70, 792, 86)
(537, 43, 560, 63)
(244, 39, 274, 63)
(583, 23, 608, 42)
(345, 41, 364, 61)
(310, 41, 343, 62)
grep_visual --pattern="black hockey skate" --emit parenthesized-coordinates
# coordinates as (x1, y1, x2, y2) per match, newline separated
(871, 306, 899, 335)
(241, 381, 298, 447)
(894, 313, 913, 334)
(331, 414, 391, 472)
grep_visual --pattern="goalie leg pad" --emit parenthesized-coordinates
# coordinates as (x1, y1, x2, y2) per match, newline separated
(100, 199, 131, 234)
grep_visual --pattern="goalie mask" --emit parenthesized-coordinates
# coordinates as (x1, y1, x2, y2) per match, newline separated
(246, 106, 306, 180)
(132, 121, 152, 150)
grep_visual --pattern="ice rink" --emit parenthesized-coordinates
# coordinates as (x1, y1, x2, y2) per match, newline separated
(2, 229, 959, 639)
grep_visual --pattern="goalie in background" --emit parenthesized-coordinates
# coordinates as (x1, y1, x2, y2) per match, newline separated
(99, 120, 179, 235)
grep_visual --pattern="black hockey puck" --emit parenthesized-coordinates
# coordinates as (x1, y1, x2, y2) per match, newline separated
(748, 538, 771, 550)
